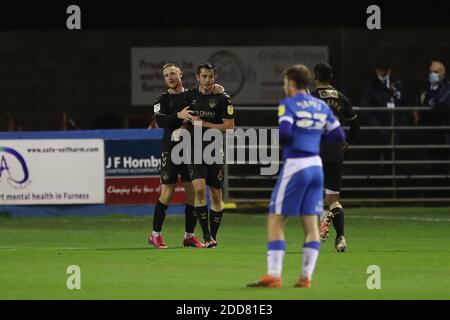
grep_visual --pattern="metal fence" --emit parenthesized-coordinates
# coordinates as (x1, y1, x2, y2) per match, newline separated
(224, 106, 450, 205)
(3, 106, 449, 205)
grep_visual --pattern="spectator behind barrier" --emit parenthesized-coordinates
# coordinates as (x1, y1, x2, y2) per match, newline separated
(414, 61, 450, 132)
(413, 61, 450, 176)
(361, 60, 406, 111)
(361, 60, 407, 129)
(359, 61, 407, 172)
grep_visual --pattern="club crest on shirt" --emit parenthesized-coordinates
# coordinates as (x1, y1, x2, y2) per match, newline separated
(154, 103, 161, 113)
(227, 105, 234, 115)
(278, 105, 286, 116)
(209, 99, 217, 108)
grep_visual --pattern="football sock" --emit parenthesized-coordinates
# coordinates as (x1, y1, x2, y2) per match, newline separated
(209, 209, 223, 240)
(195, 205, 211, 241)
(267, 240, 286, 277)
(185, 204, 197, 234)
(301, 241, 320, 279)
(184, 232, 194, 239)
(152, 200, 167, 233)
(331, 206, 345, 238)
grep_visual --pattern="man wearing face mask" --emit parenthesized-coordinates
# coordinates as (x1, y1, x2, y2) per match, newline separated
(413, 61, 450, 176)
(413, 61, 450, 129)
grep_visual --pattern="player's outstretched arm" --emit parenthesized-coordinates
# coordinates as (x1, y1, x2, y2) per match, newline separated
(156, 106, 193, 128)
(154, 95, 181, 128)
(155, 113, 179, 128)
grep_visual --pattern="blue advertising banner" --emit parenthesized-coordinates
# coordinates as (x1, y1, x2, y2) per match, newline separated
(105, 140, 162, 177)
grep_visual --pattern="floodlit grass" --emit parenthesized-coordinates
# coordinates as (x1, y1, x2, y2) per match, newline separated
(1, 207, 450, 299)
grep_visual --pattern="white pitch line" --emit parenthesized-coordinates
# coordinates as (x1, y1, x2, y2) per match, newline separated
(0, 246, 93, 251)
(3, 215, 450, 224)
(348, 215, 450, 222)
(250, 214, 450, 222)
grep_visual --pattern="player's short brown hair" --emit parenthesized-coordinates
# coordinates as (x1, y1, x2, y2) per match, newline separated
(162, 63, 181, 71)
(197, 63, 216, 75)
(282, 64, 312, 89)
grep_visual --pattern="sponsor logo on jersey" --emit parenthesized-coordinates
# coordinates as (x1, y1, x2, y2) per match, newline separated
(319, 89, 339, 99)
(198, 110, 215, 118)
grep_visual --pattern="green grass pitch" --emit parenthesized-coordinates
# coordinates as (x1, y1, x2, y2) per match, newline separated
(1, 207, 450, 299)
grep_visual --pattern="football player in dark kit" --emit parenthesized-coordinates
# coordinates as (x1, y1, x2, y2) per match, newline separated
(149, 63, 224, 249)
(311, 62, 360, 252)
(185, 63, 235, 248)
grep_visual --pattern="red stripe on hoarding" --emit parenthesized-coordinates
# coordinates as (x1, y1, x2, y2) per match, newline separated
(105, 177, 186, 205)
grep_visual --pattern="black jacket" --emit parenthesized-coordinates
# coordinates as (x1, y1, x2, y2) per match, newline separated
(361, 77, 405, 107)
(361, 77, 405, 126)
(417, 79, 450, 125)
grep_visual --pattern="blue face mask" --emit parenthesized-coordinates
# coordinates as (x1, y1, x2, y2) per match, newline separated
(377, 75, 389, 83)
(429, 72, 440, 84)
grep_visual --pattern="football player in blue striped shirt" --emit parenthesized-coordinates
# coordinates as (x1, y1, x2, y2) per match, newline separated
(248, 64, 345, 288)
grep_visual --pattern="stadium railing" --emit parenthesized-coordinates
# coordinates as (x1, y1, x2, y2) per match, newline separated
(2, 107, 449, 205)
(224, 106, 450, 205)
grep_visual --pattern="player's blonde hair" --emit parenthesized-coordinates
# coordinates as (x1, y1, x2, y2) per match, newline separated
(162, 63, 181, 71)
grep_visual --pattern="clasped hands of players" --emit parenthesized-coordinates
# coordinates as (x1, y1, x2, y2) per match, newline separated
(176, 84, 225, 125)
(177, 106, 202, 126)
(178, 107, 209, 130)
(177, 106, 194, 122)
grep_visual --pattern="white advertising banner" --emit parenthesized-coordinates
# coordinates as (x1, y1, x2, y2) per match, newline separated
(131, 46, 329, 106)
(0, 139, 105, 205)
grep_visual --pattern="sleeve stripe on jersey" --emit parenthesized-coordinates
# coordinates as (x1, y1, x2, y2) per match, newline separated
(278, 116, 294, 124)
(345, 114, 358, 121)
(326, 119, 340, 132)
